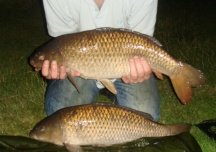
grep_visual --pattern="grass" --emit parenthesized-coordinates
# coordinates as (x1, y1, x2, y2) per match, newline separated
(0, 0, 215, 151)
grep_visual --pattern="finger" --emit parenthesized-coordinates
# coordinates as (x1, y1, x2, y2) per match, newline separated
(42, 60, 50, 77)
(134, 57, 145, 82)
(122, 75, 130, 83)
(140, 58, 152, 80)
(129, 57, 138, 82)
(50, 60, 59, 79)
(59, 66, 67, 79)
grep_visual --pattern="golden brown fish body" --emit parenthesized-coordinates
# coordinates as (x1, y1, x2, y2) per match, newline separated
(30, 28, 204, 104)
(29, 103, 190, 146)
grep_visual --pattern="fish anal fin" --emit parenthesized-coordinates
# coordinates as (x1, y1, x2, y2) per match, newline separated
(100, 79, 117, 94)
(153, 70, 163, 80)
(67, 73, 80, 93)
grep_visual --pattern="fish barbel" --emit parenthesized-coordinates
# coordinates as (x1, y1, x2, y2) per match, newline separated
(29, 103, 191, 147)
(30, 27, 204, 104)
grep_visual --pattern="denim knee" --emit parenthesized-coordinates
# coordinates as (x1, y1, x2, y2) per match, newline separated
(45, 78, 99, 116)
(114, 75, 160, 121)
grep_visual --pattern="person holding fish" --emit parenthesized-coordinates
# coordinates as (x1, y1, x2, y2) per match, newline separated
(40, 0, 160, 120)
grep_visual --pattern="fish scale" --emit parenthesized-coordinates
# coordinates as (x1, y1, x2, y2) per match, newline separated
(30, 104, 191, 146)
(30, 27, 204, 104)
(62, 105, 146, 145)
(61, 29, 176, 78)
(61, 104, 183, 145)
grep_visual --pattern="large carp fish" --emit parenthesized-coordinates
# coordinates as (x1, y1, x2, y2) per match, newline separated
(30, 28, 204, 104)
(29, 103, 191, 149)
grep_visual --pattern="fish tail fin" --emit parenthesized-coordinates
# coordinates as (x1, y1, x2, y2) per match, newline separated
(170, 62, 205, 104)
(169, 124, 191, 135)
(195, 119, 216, 140)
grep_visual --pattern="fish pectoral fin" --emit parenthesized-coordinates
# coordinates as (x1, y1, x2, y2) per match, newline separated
(67, 73, 80, 93)
(63, 143, 83, 152)
(153, 70, 164, 80)
(100, 79, 117, 94)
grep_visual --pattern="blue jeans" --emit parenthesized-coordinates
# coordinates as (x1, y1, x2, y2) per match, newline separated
(45, 75, 160, 120)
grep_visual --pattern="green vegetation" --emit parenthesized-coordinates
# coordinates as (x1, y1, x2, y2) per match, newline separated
(0, 0, 215, 151)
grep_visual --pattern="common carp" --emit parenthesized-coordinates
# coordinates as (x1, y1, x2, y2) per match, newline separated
(30, 28, 204, 104)
(29, 103, 191, 147)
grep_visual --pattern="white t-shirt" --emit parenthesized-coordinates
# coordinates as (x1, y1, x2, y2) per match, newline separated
(43, 0, 158, 37)
(42, 0, 158, 88)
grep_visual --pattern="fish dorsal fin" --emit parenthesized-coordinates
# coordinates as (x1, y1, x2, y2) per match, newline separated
(95, 27, 114, 31)
(95, 27, 162, 47)
(142, 35, 163, 47)
(118, 28, 163, 47)
(132, 110, 154, 120)
(100, 79, 117, 94)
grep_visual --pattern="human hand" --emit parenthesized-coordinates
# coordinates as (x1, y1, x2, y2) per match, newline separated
(122, 56, 152, 84)
(41, 60, 80, 79)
